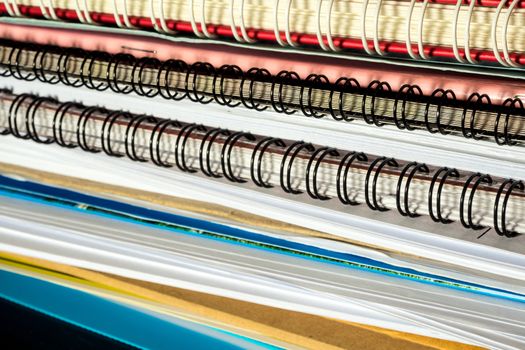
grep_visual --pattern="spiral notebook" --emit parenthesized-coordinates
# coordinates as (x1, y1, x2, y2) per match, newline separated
(1, 0, 524, 67)
(1, 31, 525, 147)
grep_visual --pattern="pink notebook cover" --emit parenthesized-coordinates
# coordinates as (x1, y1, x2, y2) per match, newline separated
(1, 22, 524, 104)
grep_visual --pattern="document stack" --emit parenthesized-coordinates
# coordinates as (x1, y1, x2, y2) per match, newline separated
(0, 1, 523, 349)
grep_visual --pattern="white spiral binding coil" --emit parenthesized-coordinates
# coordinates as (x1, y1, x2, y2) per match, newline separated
(405, 0, 419, 59)
(417, 0, 429, 60)
(491, 0, 509, 66)
(373, 0, 385, 55)
(284, 0, 298, 47)
(502, 0, 521, 67)
(316, 0, 328, 51)
(149, 0, 175, 34)
(274, 0, 285, 46)
(360, 0, 374, 55)
(3, 0, 21, 16)
(229, 0, 255, 43)
(273, 0, 298, 47)
(38, 0, 59, 20)
(452, 0, 466, 63)
(325, 0, 340, 51)
(464, 0, 478, 64)
(112, 0, 135, 29)
(73, 0, 94, 24)
(189, 0, 214, 38)
(316, 0, 340, 52)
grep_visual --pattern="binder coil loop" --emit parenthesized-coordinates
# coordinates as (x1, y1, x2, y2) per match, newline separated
(495, 97, 523, 146)
(336, 151, 368, 205)
(329, 77, 360, 122)
(213, 65, 243, 107)
(101, 110, 132, 157)
(273, 0, 299, 47)
(396, 161, 429, 217)
(33, 46, 60, 84)
(305, 147, 340, 200)
(53, 101, 84, 148)
(112, 0, 135, 29)
(393, 84, 422, 130)
(38, 0, 59, 20)
(365, 156, 399, 211)
(461, 92, 491, 140)
(362, 80, 391, 126)
(463, 0, 478, 65)
(459, 172, 493, 230)
(424, 89, 456, 135)
(240, 67, 271, 111)
(76, 106, 106, 153)
(185, 62, 215, 104)
(149, 0, 176, 34)
(125, 115, 158, 162)
(494, 179, 524, 237)
(81, 51, 110, 91)
(189, 0, 215, 38)
(25, 96, 56, 144)
(200, 128, 231, 178)
(280, 141, 315, 194)
(300, 74, 329, 118)
(428, 167, 459, 224)
(250, 137, 286, 187)
(149, 119, 182, 167)
(221, 131, 256, 182)
(9, 45, 36, 81)
(157, 59, 188, 100)
(8, 93, 33, 139)
(271, 70, 300, 115)
(175, 123, 207, 172)
(2, 0, 22, 16)
(57, 48, 85, 87)
(106, 53, 135, 94)
(131, 57, 161, 97)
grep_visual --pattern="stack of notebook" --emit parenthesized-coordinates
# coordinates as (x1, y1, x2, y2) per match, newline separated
(0, 1, 523, 349)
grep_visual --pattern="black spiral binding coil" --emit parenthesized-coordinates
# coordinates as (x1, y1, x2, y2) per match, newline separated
(149, 119, 183, 166)
(1, 39, 524, 146)
(393, 84, 422, 131)
(364, 157, 400, 211)
(362, 80, 392, 127)
(336, 151, 368, 205)
(428, 167, 460, 224)
(461, 93, 491, 140)
(221, 131, 256, 183)
(494, 179, 524, 237)
(199, 128, 230, 177)
(424, 89, 456, 135)
(459, 173, 493, 230)
(329, 77, 360, 122)
(2, 91, 524, 237)
(101, 110, 132, 157)
(251, 137, 285, 187)
(495, 98, 524, 146)
(174, 123, 207, 172)
(396, 162, 429, 217)
(305, 147, 340, 200)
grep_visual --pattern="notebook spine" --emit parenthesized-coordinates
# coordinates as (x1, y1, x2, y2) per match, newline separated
(0, 1, 523, 66)
(1, 40, 524, 146)
(1, 90, 523, 237)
